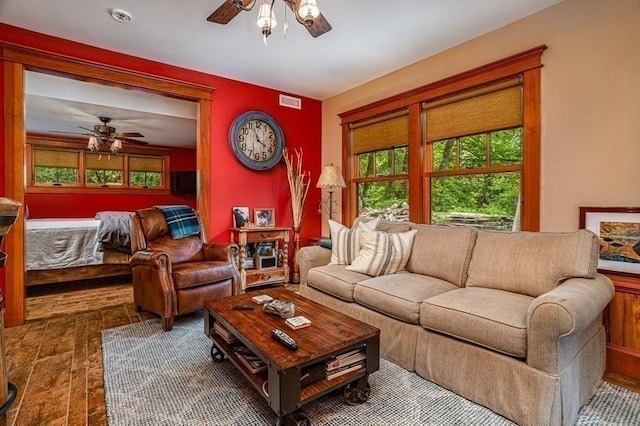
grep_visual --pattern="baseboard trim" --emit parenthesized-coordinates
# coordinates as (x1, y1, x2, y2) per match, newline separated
(606, 343, 640, 380)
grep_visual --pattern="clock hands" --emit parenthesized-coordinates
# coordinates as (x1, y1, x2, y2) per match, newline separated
(252, 128, 266, 147)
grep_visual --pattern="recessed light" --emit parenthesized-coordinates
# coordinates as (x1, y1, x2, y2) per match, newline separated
(110, 8, 132, 23)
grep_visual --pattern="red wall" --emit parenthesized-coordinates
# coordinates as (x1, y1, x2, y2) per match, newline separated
(24, 147, 198, 218)
(0, 24, 323, 246)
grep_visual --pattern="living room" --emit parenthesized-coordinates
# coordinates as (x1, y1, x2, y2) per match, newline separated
(0, 0, 639, 424)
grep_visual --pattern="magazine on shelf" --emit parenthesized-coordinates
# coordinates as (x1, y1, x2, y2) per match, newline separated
(325, 348, 366, 371)
(285, 315, 311, 330)
(213, 322, 237, 344)
(326, 362, 365, 380)
(233, 345, 266, 373)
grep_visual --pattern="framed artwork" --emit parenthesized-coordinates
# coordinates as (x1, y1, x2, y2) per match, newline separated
(255, 208, 275, 227)
(232, 206, 250, 228)
(579, 206, 640, 277)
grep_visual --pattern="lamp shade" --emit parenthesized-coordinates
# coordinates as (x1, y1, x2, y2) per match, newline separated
(316, 164, 346, 189)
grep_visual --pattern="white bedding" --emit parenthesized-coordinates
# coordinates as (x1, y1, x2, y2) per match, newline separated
(26, 218, 105, 271)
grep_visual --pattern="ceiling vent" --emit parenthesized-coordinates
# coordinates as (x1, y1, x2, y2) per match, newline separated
(279, 94, 302, 110)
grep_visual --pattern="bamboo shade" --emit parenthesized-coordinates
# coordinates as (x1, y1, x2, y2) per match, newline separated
(86, 153, 124, 170)
(129, 155, 163, 172)
(34, 148, 79, 168)
(426, 85, 522, 142)
(352, 112, 409, 154)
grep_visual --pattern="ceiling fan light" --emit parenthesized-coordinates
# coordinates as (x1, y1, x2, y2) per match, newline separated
(110, 139, 123, 155)
(256, 2, 276, 35)
(298, 0, 320, 25)
(88, 136, 100, 153)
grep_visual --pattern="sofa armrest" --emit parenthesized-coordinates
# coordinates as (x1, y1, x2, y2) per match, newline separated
(296, 245, 331, 287)
(526, 273, 614, 373)
(130, 250, 171, 271)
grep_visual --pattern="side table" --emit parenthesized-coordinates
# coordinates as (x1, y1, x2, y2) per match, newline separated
(230, 227, 290, 293)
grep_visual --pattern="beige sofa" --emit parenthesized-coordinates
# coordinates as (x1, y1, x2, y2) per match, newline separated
(296, 222, 615, 426)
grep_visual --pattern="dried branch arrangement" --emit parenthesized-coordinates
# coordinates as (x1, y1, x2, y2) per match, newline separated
(283, 148, 310, 228)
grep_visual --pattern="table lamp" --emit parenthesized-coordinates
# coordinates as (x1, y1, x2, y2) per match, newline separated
(316, 164, 346, 221)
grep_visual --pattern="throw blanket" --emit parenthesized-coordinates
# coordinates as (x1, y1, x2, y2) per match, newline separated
(156, 205, 201, 239)
(95, 211, 132, 254)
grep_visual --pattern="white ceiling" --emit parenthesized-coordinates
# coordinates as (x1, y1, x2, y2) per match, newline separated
(1, 0, 564, 147)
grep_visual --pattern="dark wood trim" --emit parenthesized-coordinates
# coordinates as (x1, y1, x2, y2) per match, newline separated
(3, 60, 26, 327)
(607, 343, 640, 381)
(579, 206, 640, 229)
(341, 123, 352, 222)
(521, 67, 541, 231)
(26, 264, 131, 286)
(407, 103, 423, 224)
(0, 43, 213, 100)
(2, 46, 213, 327)
(339, 45, 547, 124)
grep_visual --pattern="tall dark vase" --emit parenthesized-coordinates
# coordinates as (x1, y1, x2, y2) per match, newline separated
(292, 226, 301, 284)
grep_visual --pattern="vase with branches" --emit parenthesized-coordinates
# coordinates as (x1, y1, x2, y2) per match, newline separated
(283, 148, 310, 283)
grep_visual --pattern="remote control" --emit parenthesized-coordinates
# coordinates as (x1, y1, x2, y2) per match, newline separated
(232, 304, 256, 310)
(272, 329, 298, 350)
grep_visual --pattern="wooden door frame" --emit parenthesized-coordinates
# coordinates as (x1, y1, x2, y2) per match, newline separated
(2, 45, 213, 327)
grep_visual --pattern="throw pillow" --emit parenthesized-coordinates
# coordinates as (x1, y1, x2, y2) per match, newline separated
(328, 217, 379, 265)
(346, 224, 417, 276)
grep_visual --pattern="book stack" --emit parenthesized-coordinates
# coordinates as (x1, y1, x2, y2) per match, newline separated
(325, 347, 366, 380)
(251, 294, 274, 305)
(213, 322, 237, 344)
(233, 345, 267, 373)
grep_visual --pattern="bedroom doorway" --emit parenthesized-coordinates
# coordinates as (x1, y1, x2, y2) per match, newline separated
(2, 46, 214, 327)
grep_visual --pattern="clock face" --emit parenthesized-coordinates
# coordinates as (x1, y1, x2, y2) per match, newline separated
(229, 111, 284, 171)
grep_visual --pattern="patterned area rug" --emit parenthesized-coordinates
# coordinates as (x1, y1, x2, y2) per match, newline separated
(102, 316, 640, 425)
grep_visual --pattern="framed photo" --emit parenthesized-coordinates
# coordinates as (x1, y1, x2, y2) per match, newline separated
(255, 208, 275, 227)
(232, 206, 250, 228)
(579, 206, 640, 277)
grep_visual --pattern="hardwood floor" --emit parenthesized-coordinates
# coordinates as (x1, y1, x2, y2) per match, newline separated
(3, 282, 639, 425)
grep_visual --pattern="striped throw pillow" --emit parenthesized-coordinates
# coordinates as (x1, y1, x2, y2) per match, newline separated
(328, 218, 379, 265)
(346, 224, 417, 276)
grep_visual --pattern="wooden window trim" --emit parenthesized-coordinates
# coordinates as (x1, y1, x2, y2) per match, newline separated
(339, 45, 546, 229)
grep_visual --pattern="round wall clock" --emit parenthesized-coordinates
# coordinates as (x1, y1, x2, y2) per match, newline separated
(229, 110, 285, 171)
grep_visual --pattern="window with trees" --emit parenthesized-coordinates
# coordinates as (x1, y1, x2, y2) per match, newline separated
(129, 155, 163, 188)
(352, 111, 409, 220)
(86, 153, 124, 187)
(340, 46, 545, 230)
(33, 147, 80, 186)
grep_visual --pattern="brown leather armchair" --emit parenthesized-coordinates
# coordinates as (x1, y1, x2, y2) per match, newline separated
(129, 207, 239, 331)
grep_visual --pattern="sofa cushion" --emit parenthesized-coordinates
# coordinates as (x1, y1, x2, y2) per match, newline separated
(346, 225, 417, 276)
(466, 229, 599, 297)
(328, 218, 379, 265)
(307, 264, 371, 302)
(405, 225, 477, 287)
(354, 273, 458, 324)
(172, 261, 236, 290)
(421, 287, 533, 357)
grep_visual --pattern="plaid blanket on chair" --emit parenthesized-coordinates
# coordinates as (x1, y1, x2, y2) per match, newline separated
(156, 205, 201, 239)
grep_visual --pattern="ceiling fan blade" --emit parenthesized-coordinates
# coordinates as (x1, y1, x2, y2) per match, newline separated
(49, 130, 94, 136)
(285, 0, 332, 38)
(207, 0, 253, 24)
(120, 138, 149, 145)
(79, 126, 99, 134)
(114, 132, 144, 138)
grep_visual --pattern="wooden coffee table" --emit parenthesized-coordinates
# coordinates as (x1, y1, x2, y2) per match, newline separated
(204, 287, 380, 425)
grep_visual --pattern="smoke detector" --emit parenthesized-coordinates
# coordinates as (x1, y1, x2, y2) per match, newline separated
(110, 8, 132, 23)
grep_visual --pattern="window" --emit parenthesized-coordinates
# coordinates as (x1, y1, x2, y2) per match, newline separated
(425, 79, 523, 230)
(351, 111, 409, 220)
(129, 155, 164, 188)
(86, 153, 124, 186)
(340, 46, 544, 230)
(33, 147, 79, 186)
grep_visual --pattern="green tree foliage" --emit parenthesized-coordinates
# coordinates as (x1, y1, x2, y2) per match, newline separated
(35, 167, 77, 184)
(130, 172, 161, 188)
(358, 147, 409, 210)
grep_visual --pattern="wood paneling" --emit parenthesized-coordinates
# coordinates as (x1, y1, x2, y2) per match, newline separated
(605, 274, 640, 380)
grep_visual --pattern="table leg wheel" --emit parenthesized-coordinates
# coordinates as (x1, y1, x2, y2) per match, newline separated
(343, 381, 371, 406)
(275, 410, 310, 426)
(210, 344, 227, 363)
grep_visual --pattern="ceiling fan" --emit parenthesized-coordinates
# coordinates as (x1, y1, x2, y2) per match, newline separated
(207, 0, 332, 39)
(51, 116, 148, 153)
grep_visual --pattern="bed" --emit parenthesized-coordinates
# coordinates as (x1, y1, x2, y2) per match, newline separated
(25, 213, 132, 286)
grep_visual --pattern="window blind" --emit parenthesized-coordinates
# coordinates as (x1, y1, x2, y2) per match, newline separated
(129, 155, 163, 172)
(34, 148, 79, 168)
(425, 78, 523, 142)
(352, 110, 409, 154)
(85, 153, 124, 170)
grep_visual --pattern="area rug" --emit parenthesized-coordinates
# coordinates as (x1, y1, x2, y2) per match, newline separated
(103, 316, 640, 425)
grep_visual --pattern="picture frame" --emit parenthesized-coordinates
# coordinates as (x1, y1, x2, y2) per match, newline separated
(579, 206, 640, 277)
(255, 208, 275, 227)
(232, 206, 250, 228)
